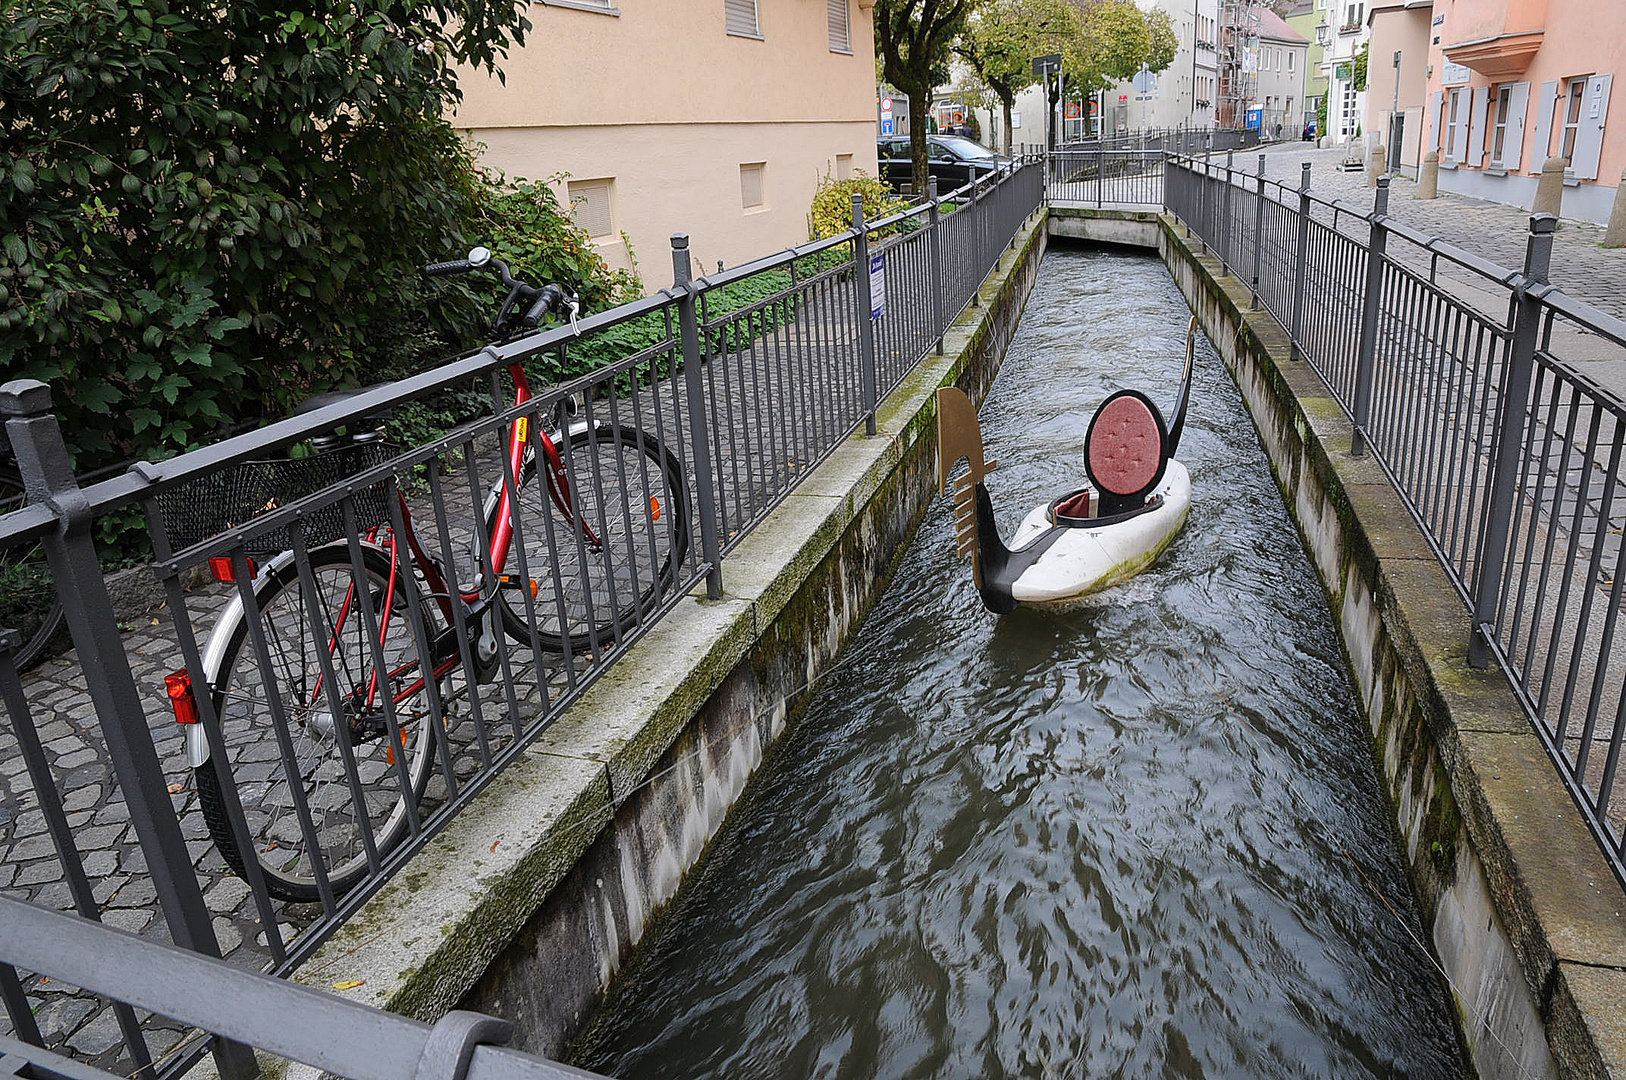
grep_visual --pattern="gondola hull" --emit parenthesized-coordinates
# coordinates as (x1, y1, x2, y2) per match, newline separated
(1006, 460, 1190, 607)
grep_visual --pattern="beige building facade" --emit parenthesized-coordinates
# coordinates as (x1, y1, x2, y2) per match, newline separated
(453, 0, 880, 289)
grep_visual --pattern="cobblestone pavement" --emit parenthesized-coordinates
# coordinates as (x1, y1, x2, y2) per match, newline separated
(1252, 143, 1626, 320)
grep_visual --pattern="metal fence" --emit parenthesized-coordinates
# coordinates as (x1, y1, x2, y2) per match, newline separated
(0, 161, 1044, 1079)
(1164, 151, 1626, 893)
(1048, 149, 1165, 207)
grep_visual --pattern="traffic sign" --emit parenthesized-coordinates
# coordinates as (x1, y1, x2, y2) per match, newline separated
(881, 97, 893, 111)
(1064, 102, 1081, 119)
(1031, 53, 1062, 77)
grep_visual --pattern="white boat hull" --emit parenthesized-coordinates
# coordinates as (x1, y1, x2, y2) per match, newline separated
(1005, 460, 1191, 606)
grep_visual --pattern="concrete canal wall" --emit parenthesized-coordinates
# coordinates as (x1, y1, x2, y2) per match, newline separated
(283, 214, 1050, 1063)
(1146, 209, 1626, 1080)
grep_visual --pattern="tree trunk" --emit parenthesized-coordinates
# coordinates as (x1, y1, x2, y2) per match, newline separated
(1000, 89, 1014, 154)
(909, 94, 930, 195)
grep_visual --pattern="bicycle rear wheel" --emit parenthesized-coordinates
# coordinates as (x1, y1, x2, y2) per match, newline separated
(196, 543, 445, 903)
(490, 423, 691, 654)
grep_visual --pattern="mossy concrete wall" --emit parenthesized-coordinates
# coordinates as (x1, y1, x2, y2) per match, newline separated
(1155, 213, 1626, 1080)
(1046, 208, 1161, 248)
(283, 212, 1050, 1064)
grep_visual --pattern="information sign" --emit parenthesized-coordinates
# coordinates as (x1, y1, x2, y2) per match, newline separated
(869, 253, 885, 319)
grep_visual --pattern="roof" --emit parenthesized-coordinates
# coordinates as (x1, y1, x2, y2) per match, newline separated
(1258, 8, 1309, 43)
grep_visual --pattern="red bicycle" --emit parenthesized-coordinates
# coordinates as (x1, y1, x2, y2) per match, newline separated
(169, 248, 691, 901)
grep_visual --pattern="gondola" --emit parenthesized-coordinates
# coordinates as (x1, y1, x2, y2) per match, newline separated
(936, 316, 1198, 613)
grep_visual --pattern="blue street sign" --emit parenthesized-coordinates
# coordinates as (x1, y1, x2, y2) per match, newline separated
(1245, 108, 1263, 130)
(880, 118, 893, 134)
(869, 253, 885, 319)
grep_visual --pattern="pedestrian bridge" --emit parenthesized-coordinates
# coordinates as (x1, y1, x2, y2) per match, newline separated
(2, 155, 1624, 1080)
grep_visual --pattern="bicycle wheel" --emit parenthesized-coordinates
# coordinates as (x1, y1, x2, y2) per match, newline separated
(196, 543, 445, 902)
(489, 423, 691, 654)
(0, 537, 65, 671)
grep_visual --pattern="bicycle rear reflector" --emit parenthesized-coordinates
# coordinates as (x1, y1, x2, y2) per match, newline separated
(209, 555, 257, 582)
(498, 575, 541, 598)
(165, 670, 201, 724)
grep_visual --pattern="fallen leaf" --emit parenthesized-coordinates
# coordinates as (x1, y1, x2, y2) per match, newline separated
(331, 980, 365, 990)
(167, 783, 183, 794)
(489, 839, 501, 853)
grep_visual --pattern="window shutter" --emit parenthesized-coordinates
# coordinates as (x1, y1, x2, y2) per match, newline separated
(725, 0, 759, 37)
(1467, 86, 1489, 166)
(1500, 82, 1529, 170)
(567, 179, 613, 239)
(1531, 79, 1557, 171)
(828, 0, 850, 52)
(1450, 89, 1471, 162)
(1428, 90, 1443, 150)
(1571, 73, 1612, 180)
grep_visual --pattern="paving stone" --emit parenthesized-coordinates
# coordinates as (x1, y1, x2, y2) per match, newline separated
(33, 720, 73, 741)
(8, 835, 56, 862)
(100, 908, 151, 934)
(204, 876, 251, 914)
(78, 850, 118, 877)
(30, 881, 74, 910)
(44, 735, 87, 755)
(13, 861, 63, 888)
(74, 824, 127, 851)
(53, 749, 99, 770)
(91, 875, 130, 906)
(105, 878, 157, 909)
(211, 916, 243, 954)
(34, 996, 96, 1041)
(66, 1009, 125, 1057)
(60, 786, 102, 813)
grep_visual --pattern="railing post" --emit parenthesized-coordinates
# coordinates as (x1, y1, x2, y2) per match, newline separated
(1250, 153, 1266, 309)
(1288, 162, 1312, 361)
(1469, 214, 1557, 668)
(927, 177, 947, 355)
(1221, 149, 1235, 270)
(0, 379, 260, 1080)
(851, 194, 879, 436)
(1351, 175, 1391, 457)
(670, 236, 724, 600)
(1097, 140, 1105, 208)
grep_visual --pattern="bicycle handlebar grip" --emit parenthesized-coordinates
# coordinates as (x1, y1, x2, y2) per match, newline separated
(423, 259, 474, 277)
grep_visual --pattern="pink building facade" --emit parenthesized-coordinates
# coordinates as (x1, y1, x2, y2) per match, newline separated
(1417, 0, 1624, 223)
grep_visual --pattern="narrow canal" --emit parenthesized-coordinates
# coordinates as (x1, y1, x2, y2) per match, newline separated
(575, 248, 1466, 1079)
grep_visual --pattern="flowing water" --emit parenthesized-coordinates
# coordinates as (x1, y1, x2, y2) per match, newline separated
(574, 248, 1466, 1080)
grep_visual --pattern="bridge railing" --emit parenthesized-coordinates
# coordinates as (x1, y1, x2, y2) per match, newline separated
(1048, 149, 1165, 207)
(0, 160, 1044, 1079)
(1164, 151, 1626, 894)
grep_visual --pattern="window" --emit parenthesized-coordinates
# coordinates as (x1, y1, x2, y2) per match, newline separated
(827, 0, 850, 52)
(1343, 79, 1358, 134)
(566, 178, 614, 240)
(1493, 85, 1511, 162)
(836, 153, 853, 180)
(725, 0, 759, 38)
(1560, 77, 1587, 161)
(1444, 89, 1461, 157)
(1288, 51, 1294, 73)
(739, 162, 766, 209)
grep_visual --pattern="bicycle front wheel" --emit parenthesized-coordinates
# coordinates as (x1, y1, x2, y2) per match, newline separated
(196, 543, 444, 903)
(491, 423, 691, 654)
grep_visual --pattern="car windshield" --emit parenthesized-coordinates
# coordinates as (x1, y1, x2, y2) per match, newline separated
(936, 136, 997, 160)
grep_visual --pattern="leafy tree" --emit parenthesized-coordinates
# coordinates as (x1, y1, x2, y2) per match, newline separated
(875, 0, 979, 195)
(955, 0, 1077, 151)
(1352, 42, 1369, 92)
(1059, 0, 1179, 134)
(0, 0, 532, 477)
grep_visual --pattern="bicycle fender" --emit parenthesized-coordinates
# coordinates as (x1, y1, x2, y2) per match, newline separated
(188, 550, 296, 767)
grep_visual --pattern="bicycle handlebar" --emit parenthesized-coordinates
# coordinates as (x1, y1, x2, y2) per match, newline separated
(422, 248, 579, 339)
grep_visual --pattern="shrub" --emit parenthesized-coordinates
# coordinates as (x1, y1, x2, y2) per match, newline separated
(806, 170, 911, 241)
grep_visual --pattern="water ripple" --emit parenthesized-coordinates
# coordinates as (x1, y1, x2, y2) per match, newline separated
(574, 248, 1464, 1080)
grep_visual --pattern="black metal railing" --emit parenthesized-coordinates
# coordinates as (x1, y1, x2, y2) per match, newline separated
(1164, 151, 1626, 893)
(0, 161, 1044, 1079)
(1048, 149, 1166, 207)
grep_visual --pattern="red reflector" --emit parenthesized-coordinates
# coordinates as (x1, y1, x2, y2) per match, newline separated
(209, 555, 257, 582)
(165, 669, 201, 724)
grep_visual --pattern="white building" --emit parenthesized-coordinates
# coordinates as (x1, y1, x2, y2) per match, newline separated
(1254, 9, 1310, 138)
(1322, 0, 1371, 141)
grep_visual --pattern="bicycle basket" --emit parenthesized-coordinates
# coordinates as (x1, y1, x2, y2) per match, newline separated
(157, 441, 398, 559)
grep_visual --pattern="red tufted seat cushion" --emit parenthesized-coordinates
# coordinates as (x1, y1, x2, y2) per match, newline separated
(1087, 395, 1162, 496)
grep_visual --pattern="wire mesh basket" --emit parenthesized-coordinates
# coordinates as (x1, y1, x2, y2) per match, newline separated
(157, 440, 398, 559)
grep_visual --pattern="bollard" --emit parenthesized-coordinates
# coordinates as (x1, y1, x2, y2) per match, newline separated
(1416, 150, 1439, 198)
(1469, 215, 1557, 667)
(670, 236, 724, 599)
(1367, 142, 1387, 188)
(1351, 176, 1391, 457)
(1533, 156, 1566, 219)
(1604, 168, 1626, 247)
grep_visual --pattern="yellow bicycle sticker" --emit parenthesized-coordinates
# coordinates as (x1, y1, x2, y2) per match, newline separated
(515, 416, 529, 444)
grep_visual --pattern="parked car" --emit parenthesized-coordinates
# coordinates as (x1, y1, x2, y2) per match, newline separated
(877, 134, 1009, 195)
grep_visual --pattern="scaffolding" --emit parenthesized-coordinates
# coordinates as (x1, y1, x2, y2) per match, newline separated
(1217, 0, 1261, 129)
